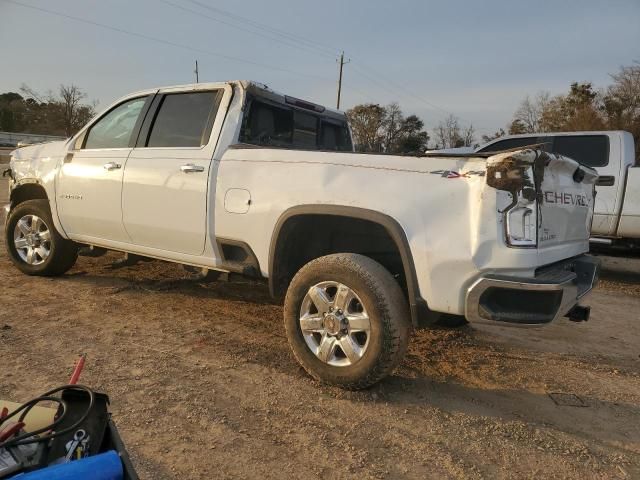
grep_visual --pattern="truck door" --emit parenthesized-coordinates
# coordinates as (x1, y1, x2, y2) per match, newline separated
(122, 86, 227, 255)
(551, 135, 618, 236)
(57, 95, 152, 242)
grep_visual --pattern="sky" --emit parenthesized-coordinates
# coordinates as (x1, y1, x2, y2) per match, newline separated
(1, 0, 639, 137)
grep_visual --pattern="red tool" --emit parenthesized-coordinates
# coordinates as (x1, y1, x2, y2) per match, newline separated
(69, 354, 87, 385)
(0, 407, 8, 422)
(0, 421, 25, 442)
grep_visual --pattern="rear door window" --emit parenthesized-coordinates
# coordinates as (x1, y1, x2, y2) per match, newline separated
(240, 99, 352, 151)
(146, 91, 220, 148)
(320, 120, 353, 151)
(477, 136, 541, 153)
(242, 101, 294, 147)
(552, 135, 609, 167)
(293, 111, 318, 147)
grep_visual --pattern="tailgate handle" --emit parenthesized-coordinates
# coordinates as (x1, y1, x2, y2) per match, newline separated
(596, 176, 615, 186)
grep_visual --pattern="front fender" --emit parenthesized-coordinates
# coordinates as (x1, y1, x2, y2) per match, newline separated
(9, 140, 70, 238)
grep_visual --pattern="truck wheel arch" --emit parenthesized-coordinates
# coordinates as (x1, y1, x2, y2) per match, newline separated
(268, 205, 429, 327)
(9, 180, 70, 240)
(9, 181, 49, 207)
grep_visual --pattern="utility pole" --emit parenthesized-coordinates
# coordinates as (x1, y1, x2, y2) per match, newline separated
(336, 51, 350, 110)
(194, 60, 199, 83)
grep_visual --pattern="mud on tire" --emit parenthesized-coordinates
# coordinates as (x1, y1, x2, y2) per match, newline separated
(284, 253, 411, 389)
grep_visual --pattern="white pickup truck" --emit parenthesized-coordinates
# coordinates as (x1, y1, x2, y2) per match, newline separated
(476, 131, 640, 248)
(3, 81, 599, 388)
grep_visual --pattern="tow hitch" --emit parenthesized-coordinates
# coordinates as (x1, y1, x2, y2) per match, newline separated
(566, 305, 591, 322)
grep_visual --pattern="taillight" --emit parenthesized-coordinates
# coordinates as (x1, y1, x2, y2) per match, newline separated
(487, 161, 539, 248)
(506, 205, 537, 247)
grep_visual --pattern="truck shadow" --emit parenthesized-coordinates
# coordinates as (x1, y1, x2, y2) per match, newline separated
(184, 316, 640, 454)
(376, 375, 640, 456)
(598, 264, 640, 284)
(60, 266, 278, 307)
(3, 250, 638, 461)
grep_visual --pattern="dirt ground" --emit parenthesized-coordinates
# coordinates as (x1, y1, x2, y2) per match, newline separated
(0, 176, 639, 479)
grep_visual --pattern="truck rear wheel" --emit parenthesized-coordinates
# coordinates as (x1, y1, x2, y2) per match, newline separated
(284, 253, 411, 389)
(5, 199, 78, 276)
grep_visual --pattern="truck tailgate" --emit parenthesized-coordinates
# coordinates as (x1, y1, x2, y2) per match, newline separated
(486, 149, 597, 252)
(538, 154, 597, 247)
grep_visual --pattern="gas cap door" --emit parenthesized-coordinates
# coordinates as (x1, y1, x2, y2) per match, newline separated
(224, 188, 251, 214)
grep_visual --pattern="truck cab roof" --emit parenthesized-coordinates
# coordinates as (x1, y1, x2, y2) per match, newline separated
(124, 80, 347, 121)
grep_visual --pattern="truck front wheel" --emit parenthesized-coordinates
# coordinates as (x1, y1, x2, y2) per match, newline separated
(284, 253, 411, 389)
(5, 199, 78, 276)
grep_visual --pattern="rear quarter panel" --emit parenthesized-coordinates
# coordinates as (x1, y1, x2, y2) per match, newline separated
(214, 149, 589, 315)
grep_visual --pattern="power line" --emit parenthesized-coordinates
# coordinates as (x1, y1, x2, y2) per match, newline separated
(6, 0, 495, 131)
(349, 61, 493, 131)
(184, 0, 339, 57)
(174, 3, 488, 128)
(4, 0, 333, 83)
(157, 0, 336, 61)
(159, 0, 480, 126)
(156, 0, 352, 111)
(352, 62, 454, 117)
(346, 64, 438, 129)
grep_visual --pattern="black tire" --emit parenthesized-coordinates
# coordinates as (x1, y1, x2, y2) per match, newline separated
(5, 199, 78, 276)
(284, 253, 411, 389)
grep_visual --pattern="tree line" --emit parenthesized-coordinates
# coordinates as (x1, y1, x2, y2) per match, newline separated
(0, 84, 95, 138)
(347, 62, 639, 154)
(1, 61, 638, 155)
(505, 62, 639, 158)
(346, 103, 475, 153)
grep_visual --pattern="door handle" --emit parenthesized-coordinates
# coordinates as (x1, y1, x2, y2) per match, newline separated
(103, 162, 121, 171)
(180, 164, 205, 173)
(596, 175, 614, 186)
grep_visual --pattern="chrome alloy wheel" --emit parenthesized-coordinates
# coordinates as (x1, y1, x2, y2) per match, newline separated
(299, 281, 371, 367)
(13, 214, 51, 265)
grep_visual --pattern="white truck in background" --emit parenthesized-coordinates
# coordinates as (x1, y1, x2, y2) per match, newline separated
(476, 131, 640, 248)
(4, 81, 600, 388)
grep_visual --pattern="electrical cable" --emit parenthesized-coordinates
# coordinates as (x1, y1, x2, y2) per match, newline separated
(0, 385, 95, 449)
(156, 0, 485, 128)
(3, 0, 332, 82)
(183, 0, 339, 56)
(4, 0, 496, 131)
(158, 0, 337, 60)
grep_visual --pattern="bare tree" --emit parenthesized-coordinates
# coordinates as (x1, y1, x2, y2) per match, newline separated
(15, 84, 95, 136)
(58, 85, 94, 137)
(435, 115, 458, 149)
(603, 62, 640, 159)
(19, 83, 47, 104)
(512, 92, 550, 133)
(381, 102, 403, 151)
(462, 124, 475, 148)
(435, 115, 475, 149)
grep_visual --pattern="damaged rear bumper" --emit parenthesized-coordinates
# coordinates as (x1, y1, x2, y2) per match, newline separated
(465, 255, 599, 326)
